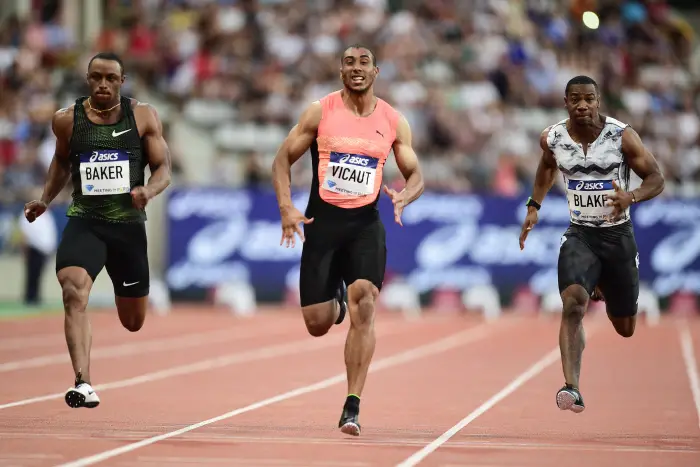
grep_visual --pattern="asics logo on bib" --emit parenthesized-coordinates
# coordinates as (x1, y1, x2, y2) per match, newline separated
(89, 151, 119, 162)
(574, 181, 609, 191)
(339, 155, 370, 166)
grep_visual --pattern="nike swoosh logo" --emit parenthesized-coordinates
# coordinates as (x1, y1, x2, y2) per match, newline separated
(123, 281, 139, 287)
(112, 129, 131, 137)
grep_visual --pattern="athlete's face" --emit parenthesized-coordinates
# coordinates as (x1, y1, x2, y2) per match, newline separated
(86, 59, 125, 105)
(565, 84, 599, 125)
(340, 48, 378, 94)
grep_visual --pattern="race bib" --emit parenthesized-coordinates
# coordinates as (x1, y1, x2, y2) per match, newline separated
(322, 152, 378, 197)
(567, 179, 615, 222)
(79, 150, 131, 196)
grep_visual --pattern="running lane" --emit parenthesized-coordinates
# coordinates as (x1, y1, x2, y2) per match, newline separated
(67, 315, 561, 466)
(1, 312, 487, 465)
(411, 317, 700, 467)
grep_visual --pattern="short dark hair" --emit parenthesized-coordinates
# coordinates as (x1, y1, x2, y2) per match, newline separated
(88, 52, 125, 76)
(565, 75, 598, 96)
(341, 44, 377, 66)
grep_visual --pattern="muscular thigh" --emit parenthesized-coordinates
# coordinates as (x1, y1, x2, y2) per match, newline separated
(558, 226, 601, 296)
(55, 217, 107, 281)
(598, 229, 640, 318)
(299, 222, 343, 307)
(341, 219, 386, 291)
(100, 222, 150, 298)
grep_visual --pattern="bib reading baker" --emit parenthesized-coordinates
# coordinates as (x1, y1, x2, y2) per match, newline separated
(567, 179, 615, 224)
(80, 150, 131, 196)
(323, 152, 378, 197)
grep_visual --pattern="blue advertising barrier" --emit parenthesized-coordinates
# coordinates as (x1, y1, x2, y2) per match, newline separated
(165, 187, 700, 300)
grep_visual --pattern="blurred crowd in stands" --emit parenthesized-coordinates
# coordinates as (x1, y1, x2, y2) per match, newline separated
(1, 0, 700, 205)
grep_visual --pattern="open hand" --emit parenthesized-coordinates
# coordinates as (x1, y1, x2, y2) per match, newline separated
(280, 206, 313, 248)
(383, 185, 406, 226)
(519, 208, 538, 250)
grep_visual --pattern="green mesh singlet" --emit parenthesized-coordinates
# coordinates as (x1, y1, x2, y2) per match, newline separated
(66, 96, 147, 223)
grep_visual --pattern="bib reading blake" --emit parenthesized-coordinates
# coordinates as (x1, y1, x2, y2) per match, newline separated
(79, 150, 131, 196)
(567, 179, 615, 223)
(323, 151, 378, 196)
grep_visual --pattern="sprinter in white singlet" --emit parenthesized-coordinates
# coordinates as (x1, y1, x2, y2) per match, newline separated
(518, 76, 665, 414)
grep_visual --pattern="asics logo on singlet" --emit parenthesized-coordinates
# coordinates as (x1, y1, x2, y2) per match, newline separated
(339, 155, 369, 166)
(89, 151, 119, 162)
(575, 181, 605, 191)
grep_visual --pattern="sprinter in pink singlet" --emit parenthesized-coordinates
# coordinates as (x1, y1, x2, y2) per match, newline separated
(272, 45, 424, 436)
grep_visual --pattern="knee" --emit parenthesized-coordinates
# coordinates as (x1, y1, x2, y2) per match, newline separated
(348, 280, 378, 328)
(120, 316, 144, 332)
(304, 317, 330, 337)
(116, 298, 147, 332)
(612, 318, 635, 338)
(561, 285, 588, 322)
(617, 327, 635, 338)
(58, 272, 90, 314)
(302, 304, 334, 337)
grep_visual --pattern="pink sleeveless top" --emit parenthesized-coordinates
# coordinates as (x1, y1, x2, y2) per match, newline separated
(311, 90, 400, 212)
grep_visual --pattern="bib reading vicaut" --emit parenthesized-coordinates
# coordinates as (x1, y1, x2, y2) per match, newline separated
(548, 116, 632, 227)
(323, 152, 379, 196)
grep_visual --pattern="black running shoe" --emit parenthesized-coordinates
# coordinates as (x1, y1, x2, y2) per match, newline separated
(335, 281, 347, 325)
(556, 384, 585, 413)
(338, 395, 361, 436)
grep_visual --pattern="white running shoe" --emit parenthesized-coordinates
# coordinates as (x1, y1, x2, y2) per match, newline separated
(65, 381, 100, 408)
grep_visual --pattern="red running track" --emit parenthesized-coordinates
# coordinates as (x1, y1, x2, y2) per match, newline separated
(0, 306, 698, 467)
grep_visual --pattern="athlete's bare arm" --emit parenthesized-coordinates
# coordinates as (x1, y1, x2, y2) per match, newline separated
(519, 126, 558, 249)
(530, 126, 559, 204)
(25, 108, 73, 222)
(272, 101, 322, 246)
(272, 101, 322, 211)
(132, 102, 171, 208)
(383, 114, 424, 226)
(41, 108, 73, 205)
(622, 127, 665, 202)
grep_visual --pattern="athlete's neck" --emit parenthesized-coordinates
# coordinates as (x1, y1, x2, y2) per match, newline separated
(88, 95, 121, 113)
(341, 89, 377, 117)
(568, 115, 605, 144)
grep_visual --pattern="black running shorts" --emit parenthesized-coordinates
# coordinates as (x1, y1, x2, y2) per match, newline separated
(56, 217, 150, 298)
(557, 220, 639, 318)
(299, 217, 386, 307)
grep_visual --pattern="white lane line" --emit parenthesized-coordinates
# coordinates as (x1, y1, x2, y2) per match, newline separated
(0, 315, 425, 411)
(0, 326, 293, 373)
(54, 322, 500, 467)
(395, 322, 608, 467)
(395, 347, 562, 467)
(679, 326, 700, 429)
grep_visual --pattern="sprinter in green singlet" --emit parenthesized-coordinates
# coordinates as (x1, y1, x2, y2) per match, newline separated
(24, 52, 171, 409)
